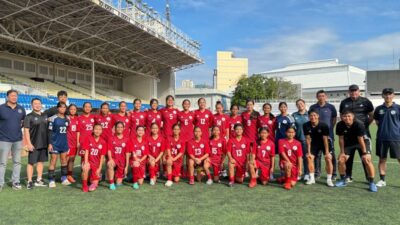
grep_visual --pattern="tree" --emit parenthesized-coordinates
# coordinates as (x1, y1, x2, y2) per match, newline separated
(232, 74, 299, 106)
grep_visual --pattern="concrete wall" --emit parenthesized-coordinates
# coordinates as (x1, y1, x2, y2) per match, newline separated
(367, 70, 400, 94)
(157, 68, 175, 103)
(122, 75, 156, 100)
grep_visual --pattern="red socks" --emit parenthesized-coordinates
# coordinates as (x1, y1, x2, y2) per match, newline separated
(229, 176, 234, 183)
(207, 173, 211, 180)
(109, 179, 114, 184)
(167, 174, 172, 181)
(67, 171, 72, 176)
(82, 180, 88, 188)
(149, 167, 156, 179)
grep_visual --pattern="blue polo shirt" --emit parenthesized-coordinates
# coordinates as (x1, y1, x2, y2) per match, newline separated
(292, 111, 309, 141)
(309, 102, 337, 140)
(0, 103, 26, 142)
(373, 103, 400, 141)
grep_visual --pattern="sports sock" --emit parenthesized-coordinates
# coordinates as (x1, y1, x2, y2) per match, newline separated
(37, 177, 42, 182)
(190, 176, 194, 181)
(82, 180, 88, 188)
(149, 167, 155, 179)
(109, 179, 114, 184)
(327, 174, 332, 180)
(167, 174, 172, 181)
(61, 166, 68, 177)
(67, 171, 72, 176)
(340, 174, 346, 180)
(251, 178, 257, 183)
(368, 177, 374, 183)
(229, 176, 234, 183)
(206, 173, 211, 180)
(310, 173, 315, 180)
(380, 174, 385, 181)
(48, 170, 55, 181)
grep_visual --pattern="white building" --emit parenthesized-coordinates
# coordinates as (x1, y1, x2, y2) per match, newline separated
(258, 59, 366, 99)
(181, 80, 194, 88)
(175, 88, 231, 112)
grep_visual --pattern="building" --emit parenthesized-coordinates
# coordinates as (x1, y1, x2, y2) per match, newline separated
(367, 70, 400, 95)
(258, 59, 366, 99)
(175, 88, 231, 112)
(216, 51, 248, 93)
(181, 80, 194, 88)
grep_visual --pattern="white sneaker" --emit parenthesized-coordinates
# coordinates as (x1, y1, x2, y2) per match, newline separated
(327, 179, 334, 187)
(61, 179, 71, 186)
(270, 174, 276, 181)
(206, 179, 213, 185)
(49, 181, 56, 188)
(303, 174, 310, 181)
(245, 172, 249, 178)
(306, 178, 315, 185)
(345, 177, 353, 183)
(376, 180, 386, 187)
(222, 170, 228, 177)
(150, 179, 155, 186)
(165, 180, 173, 187)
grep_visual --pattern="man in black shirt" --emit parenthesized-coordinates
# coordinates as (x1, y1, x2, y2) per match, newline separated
(44, 90, 68, 117)
(24, 98, 49, 189)
(335, 110, 377, 192)
(303, 110, 334, 187)
(339, 84, 374, 181)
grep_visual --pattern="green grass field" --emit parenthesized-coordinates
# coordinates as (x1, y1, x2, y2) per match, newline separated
(0, 124, 399, 225)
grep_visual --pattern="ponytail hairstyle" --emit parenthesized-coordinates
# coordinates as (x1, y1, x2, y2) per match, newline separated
(262, 103, 275, 119)
(246, 99, 260, 120)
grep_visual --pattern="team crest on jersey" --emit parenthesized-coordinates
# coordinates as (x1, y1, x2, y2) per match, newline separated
(34, 117, 38, 121)
(125, 119, 129, 123)
(267, 146, 271, 151)
(345, 104, 349, 108)
(65, 122, 69, 126)
(157, 143, 161, 147)
(122, 143, 126, 147)
(177, 144, 181, 149)
(173, 110, 177, 114)
(107, 117, 111, 121)
(391, 110, 396, 115)
(200, 144, 204, 148)
(140, 115, 144, 119)
(241, 144, 246, 148)
(205, 114, 209, 118)
(268, 120, 273, 125)
(157, 115, 160, 119)
(283, 120, 287, 124)
(18, 109, 22, 113)
(91, 119, 94, 122)
(99, 144, 103, 149)
(360, 104, 363, 107)
(318, 129, 321, 133)
(222, 117, 226, 121)
(218, 143, 222, 147)
(189, 116, 193, 119)
(141, 146, 145, 150)
(293, 146, 297, 150)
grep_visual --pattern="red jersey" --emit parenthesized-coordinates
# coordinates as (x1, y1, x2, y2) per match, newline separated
(241, 111, 258, 143)
(130, 111, 147, 137)
(278, 139, 303, 166)
(77, 114, 96, 144)
(194, 109, 214, 140)
(254, 139, 275, 165)
(166, 137, 186, 159)
(95, 114, 114, 141)
(129, 138, 148, 161)
(113, 113, 131, 137)
(82, 136, 107, 168)
(213, 113, 230, 138)
(257, 115, 276, 141)
(146, 110, 162, 135)
(209, 138, 226, 163)
(227, 137, 251, 165)
(187, 139, 210, 158)
(147, 135, 166, 158)
(229, 115, 242, 138)
(67, 116, 79, 148)
(108, 135, 131, 163)
(160, 107, 179, 138)
(178, 110, 195, 142)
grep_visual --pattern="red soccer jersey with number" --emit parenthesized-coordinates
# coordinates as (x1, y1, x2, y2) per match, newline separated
(278, 139, 303, 166)
(147, 135, 166, 158)
(95, 114, 114, 142)
(113, 113, 131, 137)
(77, 114, 96, 144)
(178, 110, 195, 142)
(194, 109, 214, 140)
(146, 110, 162, 135)
(229, 115, 242, 138)
(213, 113, 230, 139)
(108, 135, 131, 164)
(166, 137, 186, 159)
(67, 115, 79, 149)
(241, 111, 258, 143)
(160, 107, 179, 138)
(227, 137, 251, 165)
(83, 136, 107, 168)
(209, 138, 226, 163)
(257, 116, 276, 141)
(254, 139, 275, 165)
(129, 138, 148, 162)
(187, 139, 210, 158)
(129, 111, 147, 137)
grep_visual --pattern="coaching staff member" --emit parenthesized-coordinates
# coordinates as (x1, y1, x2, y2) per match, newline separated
(44, 90, 68, 117)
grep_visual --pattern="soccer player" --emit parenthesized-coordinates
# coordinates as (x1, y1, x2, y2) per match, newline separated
(257, 103, 276, 142)
(164, 124, 186, 187)
(24, 98, 48, 189)
(241, 99, 260, 144)
(96, 102, 114, 142)
(44, 90, 68, 117)
(161, 95, 179, 138)
(66, 104, 79, 183)
(194, 98, 214, 141)
(213, 101, 230, 140)
(187, 127, 211, 185)
(303, 110, 334, 187)
(178, 99, 195, 142)
(48, 102, 70, 188)
(81, 124, 107, 192)
(127, 126, 148, 190)
(292, 99, 309, 180)
(229, 104, 242, 139)
(147, 123, 166, 185)
(146, 99, 162, 136)
(107, 121, 130, 190)
(77, 102, 96, 159)
(227, 124, 251, 187)
(335, 111, 377, 192)
(374, 88, 400, 187)
(130, 98, 147, 138)
(248, 127, 275, 188)
(113, 101, 131, 137)
(208, 126, 227, 183)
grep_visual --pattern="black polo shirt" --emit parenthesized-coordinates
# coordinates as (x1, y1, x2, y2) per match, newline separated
(303, 121, 330, 148)
(44, 106, 59, 118)
(336, 120, 366, 147)
(23, 111, 48, 149)
(339, 97, 374, 130)
(0, 103, 26, 142)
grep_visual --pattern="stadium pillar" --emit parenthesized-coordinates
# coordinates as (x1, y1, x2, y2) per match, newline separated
(157, 68, 175, 102)
(91, 60, 96, 99)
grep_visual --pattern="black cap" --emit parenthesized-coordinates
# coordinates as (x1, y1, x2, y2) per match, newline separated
(348, 84, 359, 91)
(382, 88, 394, 95)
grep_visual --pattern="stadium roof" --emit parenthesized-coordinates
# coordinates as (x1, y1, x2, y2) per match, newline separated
(0, 0, 202, 79)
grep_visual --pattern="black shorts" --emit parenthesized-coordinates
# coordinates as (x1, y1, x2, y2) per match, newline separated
(311, 140, 334, 156)
(28, 148, 48, 164)
(376, 140, 400, 159)
(344, 139, 371, 156)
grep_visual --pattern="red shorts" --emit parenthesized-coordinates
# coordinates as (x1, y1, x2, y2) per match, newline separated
(256, 160, 271, 182)
(280, 161, 299, 182)
(234, 162, 246, 179)
(68, 147, 77, 157)
(132, 161, 146, 181)
(172, 160, 182, 178)
(90, 166, 100, 181)
(114, 160, 126, 179)
(210, 160, 222, 176)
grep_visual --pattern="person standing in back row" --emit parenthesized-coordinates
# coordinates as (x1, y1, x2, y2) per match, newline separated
(339, 84, 374, 182)
(44, 90, 68, 117)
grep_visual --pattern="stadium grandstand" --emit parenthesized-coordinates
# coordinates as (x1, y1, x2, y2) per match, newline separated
(0, 0, 202, 110)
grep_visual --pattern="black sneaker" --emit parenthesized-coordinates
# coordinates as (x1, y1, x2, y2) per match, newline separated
(12, 182, 22, 190)
(26, 181, 34, 190)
